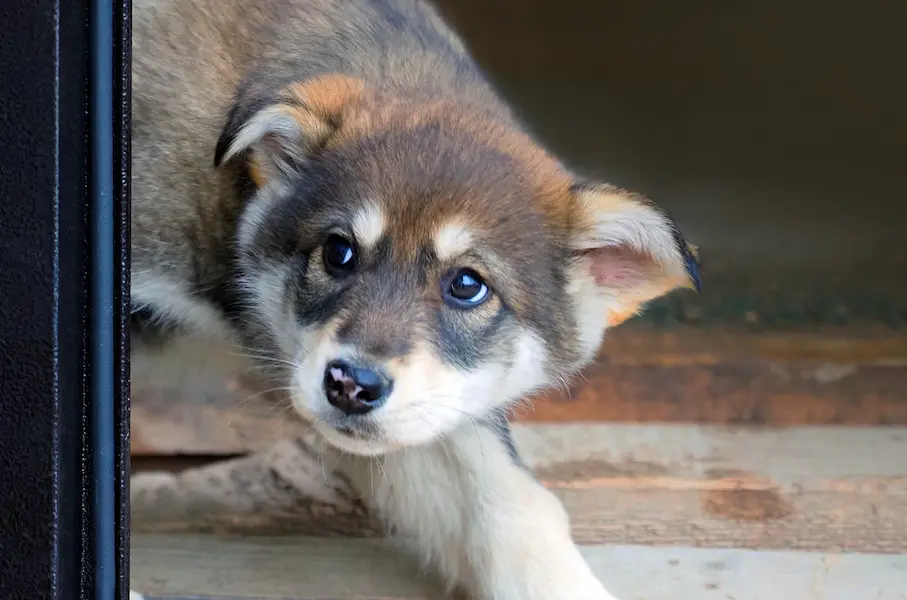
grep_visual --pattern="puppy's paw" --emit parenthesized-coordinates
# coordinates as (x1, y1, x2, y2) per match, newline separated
(528, 572, 623, 600)
(551, 576, 623, 600)
(476, 561, 623, 600)
(129, 591, 145, 600)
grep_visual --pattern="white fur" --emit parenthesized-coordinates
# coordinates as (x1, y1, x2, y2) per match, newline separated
(351, 201, 386, 249)
(332, 424, 622, 600)
(434, 221, 475, 260)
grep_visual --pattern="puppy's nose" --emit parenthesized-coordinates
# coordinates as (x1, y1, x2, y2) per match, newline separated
(323, 359, 391, 415)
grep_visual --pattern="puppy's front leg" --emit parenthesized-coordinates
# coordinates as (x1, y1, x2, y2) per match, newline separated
(338, 423, 622, 600)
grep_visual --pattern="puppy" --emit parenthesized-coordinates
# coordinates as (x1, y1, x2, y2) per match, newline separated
(131, 0, 701, 598)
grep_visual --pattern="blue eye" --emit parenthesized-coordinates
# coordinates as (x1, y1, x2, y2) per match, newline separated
(323, 234, 357, 277)
(445, 268, 490, 308)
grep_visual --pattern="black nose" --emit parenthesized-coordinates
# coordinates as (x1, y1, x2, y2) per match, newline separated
(323, 360, 391, 415)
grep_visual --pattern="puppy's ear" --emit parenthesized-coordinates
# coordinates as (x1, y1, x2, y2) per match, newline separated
(568, 182, 701, 327)
(213, 74, 365, 186)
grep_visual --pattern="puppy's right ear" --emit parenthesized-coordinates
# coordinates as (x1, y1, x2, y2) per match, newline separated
(567, 182, 701, 327)
(213, 74, 365, 187)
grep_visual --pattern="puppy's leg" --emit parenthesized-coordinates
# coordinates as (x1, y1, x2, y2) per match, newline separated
(337, 423, 622, 600)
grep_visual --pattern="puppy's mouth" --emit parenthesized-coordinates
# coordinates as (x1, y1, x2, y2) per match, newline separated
(322, 415, 382, 441)
(335, 425, 372, 439)
(313, 417, 398, 456)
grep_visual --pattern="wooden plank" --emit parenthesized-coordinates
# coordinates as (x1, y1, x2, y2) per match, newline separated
(130, 534, 907, 600)
(132, 536, 441, 600)
(527, 328, 907, 425)
(131, 329, 907, 456)
(131, 424, 907, 553)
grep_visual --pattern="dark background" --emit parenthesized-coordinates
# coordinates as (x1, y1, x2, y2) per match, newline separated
(434, 0, 907, 330)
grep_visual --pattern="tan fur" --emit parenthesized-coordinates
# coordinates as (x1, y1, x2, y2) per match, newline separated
(285, 75, 367, 119)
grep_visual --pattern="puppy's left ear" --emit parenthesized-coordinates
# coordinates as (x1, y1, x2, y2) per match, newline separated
(213, 74, 365, 186)
(568, 182, 701, 327)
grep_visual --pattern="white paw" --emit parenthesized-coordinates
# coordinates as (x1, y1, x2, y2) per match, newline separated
(548, 576, 623, 600)
(129, 591, 145, 600)
(478, 568, 622, 600)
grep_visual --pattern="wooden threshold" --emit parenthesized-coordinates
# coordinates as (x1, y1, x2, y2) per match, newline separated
(131, 424, 907, 553)
(131, 328, 907, 457)
(131, 534, 907, 600)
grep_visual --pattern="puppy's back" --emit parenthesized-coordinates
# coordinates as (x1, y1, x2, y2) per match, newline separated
(131, 0, 502, 319)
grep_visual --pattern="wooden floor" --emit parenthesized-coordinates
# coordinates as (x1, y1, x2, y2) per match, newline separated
(132, 535, 907, 600)
(131, 423, 907, 599)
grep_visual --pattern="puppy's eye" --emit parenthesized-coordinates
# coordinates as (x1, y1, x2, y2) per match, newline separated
(323, 234, 357, 277)
(444, 268, 490, 309)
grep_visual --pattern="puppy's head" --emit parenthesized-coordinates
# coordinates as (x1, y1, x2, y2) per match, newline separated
(216, 74, 701, 455)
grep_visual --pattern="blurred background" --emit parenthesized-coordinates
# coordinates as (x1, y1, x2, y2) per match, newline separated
(434, 0, 907, 331)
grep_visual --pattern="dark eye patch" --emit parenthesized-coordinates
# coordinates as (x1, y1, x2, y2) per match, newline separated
(435, 300, 510, 371)
(295, 273, 349, 327)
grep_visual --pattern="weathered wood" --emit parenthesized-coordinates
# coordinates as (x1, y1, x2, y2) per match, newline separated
(527, 328, 907, 425)
(131, 435, 380, 538)
(131, 424, 907, 553)
(131, 329, 907, 456)
(131, 534, 907, 600)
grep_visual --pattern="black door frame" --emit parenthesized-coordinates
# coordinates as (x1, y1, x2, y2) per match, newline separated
(0, 0, 132, 598)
